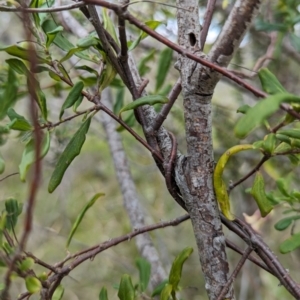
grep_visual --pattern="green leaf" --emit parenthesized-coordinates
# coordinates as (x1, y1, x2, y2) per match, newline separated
(99, 287, 108, 300)
(250, 172, 273, 217)
(75, 65, 99, 76)
(138, 49, 156, 76)
(52, 285, 64, 300)
(117, 274, 135, 300)
(25, 276, 42, 294)
(5, 198, 22, 231)
(99, 62, 117, 92)
(262, 133, 276, 154)
(151, 279, 168, 297)
(113, 88, 125, 114)
(255, 19, 288, 32)
(237, 104, 251, 114)
(0, 66, 18, 120)
(275, 215, 300, 231)
(276, 178, 290, 197)
(128, 21, 162, 51)
(234, 93, 300, 139)
(279, 232, 300, 254)
(29, 0, 41, 28)
(59, 81, 84, 120)
(0, 44, 50, 64)
(103, 8, 118, 45)
(277, 129, 300, 140)
(258, 68, 286, 95)
(289, 33, 300, 52)
(7, 108, 32, 131)
(66, 193, 104, 247)
(27, 76, 48, 120)
(116, 111, 136, 132)
(119, 95, 168, 118)
(19, 258, 34, 272)
(41, 20, 94, 62)
(136, 258, 151, 292)
(274, 142, 292, 154)
(73, 94, 84, 112)
(5, 58, 29, 75)
(45, 26, 64, 49)
(155, 47, 173, 92)
(19, 131, 51, 182)
(60, 47, 91, 63)
(160, 283, 172, 300)
(48, 117, 92, 193)
(169, 247, 193, 291)
(0, 153, 5, 175)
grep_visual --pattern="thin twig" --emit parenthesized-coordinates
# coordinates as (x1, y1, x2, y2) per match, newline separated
(217, 246, 253, 300)
(229, 155, 269, 192)
(0, 172, 19, 182)
(200, 0, 217, 50)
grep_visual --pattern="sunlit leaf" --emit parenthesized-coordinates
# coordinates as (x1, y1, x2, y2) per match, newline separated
(262, 133, 276, 154)
(18, 258, 34, 272)
(25, 276, 42, 294)
(276, 178, 290, 197)
(99, 62, 116, 92)
(234, 93, 300, 138)
(118, 274, 135, 300)
(119, 95, 168, 118)
(280, 232, 300, 254)
(59, 81, 84, 120)
(151, 279, 168, 297)
(66, 193, 104, 247)
(48, 117, 92, 193)
(0, 153, 4, 175)
(160, 283, 172, 300)
(237, 104, 251, 114)
(19, 131, 51, 182)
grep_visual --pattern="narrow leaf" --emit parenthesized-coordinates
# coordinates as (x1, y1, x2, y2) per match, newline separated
(280, 232, 300, 254)
(45, 26, 64, 49)
(19, 131, 50, 182)
(250, 172, 273, 217)
(7, 108, 32, 131)
(136, 258, 151, 292)
(258, 68, 286, 95)
(234, 93, 300, 139)
(151, 279, 168, 297)
(0, 66, 18, 120)
(0, 153, 5, 174)
(5, 58, 28, 75)
(99, 287, 108, 300)
(117, 274, 135, 300)
(155, 47, 173, 92)
(119, 95, 168, 118)
(103, 8, 118, 45)
(276, 178, 290, 197)
(99, 62, 117, 92)
(59, 81, 84, 120)
(262, 133, 276, 154)
(48, 117, 92, 193)
(66, 193, 104, 247)
(169, 247, 193, 291)
(52, 285, 64, 300)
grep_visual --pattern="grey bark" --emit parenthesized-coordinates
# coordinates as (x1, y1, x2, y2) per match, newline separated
(173, 0, 261, 299)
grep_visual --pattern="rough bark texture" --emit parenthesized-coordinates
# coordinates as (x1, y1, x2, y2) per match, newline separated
(174, 0, 261, 299)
